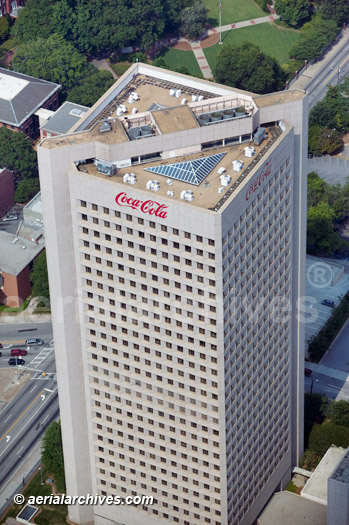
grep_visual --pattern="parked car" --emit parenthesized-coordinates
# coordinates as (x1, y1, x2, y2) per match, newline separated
(10, 348, 27, 356)
(305, 368, 312, 377)
(321, 299, 335, 307)
(0, 351, 2, 357)
(25, 338, 43, 346)
(8, 358, 25, 366)
(0, 343, 2, 348)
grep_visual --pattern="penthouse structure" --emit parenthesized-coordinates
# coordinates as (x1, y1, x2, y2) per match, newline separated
(37, 64, 308, 525)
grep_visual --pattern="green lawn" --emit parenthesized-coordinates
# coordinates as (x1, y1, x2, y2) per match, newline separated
(203, 0, 265, 26)
(204, 22, 301, 70)
(160, 47, 203, 78)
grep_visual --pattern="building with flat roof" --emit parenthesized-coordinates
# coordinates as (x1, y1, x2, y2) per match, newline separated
(328, 447, 349, 525)
(0, 68, 60, 139)
(0, 230, 44, 307)
(37, 63, 308, 525)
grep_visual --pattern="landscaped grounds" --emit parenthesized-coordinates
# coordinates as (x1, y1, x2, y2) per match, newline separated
(204, 22, 301, 68)
(203, 0, 265, 26)
(160, 47, 204, 78)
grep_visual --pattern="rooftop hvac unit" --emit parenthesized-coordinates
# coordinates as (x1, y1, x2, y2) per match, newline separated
(244, 146, 255, 158)
(192, 95, 198, 102)
(128, 92, 139, 103)
(146, 180, 160, 192)
(217, 167, 226, 174)
(181, 98, 187, 105)
(167, 180, 173, 185)
(175, 89, 182, 98)
(180, 190, 194, 202)
(169, 89, 176, 97)
(129, 127, 141, 140)
(218, 187, 224, 194)
(253, 127, 266, 145)
(99, 120, 112, 133)
(131, 91, 139, 100)
(232, 160, 244, 172)
(198, 95, 204, 101)
(167, 191, 174, 197)
(123, 173, 137, 185)
(96, 159, 117, 177)
(132, 107, 138, 114)
(220, 174, 232, 186)
(140, 125, 152, 137)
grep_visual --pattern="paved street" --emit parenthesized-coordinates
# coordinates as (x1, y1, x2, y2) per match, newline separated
(308, 156, 349, 185)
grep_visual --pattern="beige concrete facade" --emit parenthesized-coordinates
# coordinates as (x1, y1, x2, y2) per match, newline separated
(37, 64, 308, 525)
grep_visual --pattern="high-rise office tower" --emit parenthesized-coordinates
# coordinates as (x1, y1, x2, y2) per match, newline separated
(37, 64, 307, 525)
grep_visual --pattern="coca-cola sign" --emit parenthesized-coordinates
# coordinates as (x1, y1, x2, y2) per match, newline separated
(115, 192, 168, 219)
(246, 160, 272, 201)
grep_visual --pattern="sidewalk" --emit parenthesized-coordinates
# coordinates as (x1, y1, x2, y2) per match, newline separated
(291, 27, 349, 91)
(0, 298, 51, 325)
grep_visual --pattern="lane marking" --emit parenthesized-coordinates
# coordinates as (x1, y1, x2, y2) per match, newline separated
(17, 446, 23, 455)
(41, 415, 49, 425)
(0, 389, 45, 444)
(44, 388, 53, 393)
(29, 385, 38, 393)
(322, 55, 349, 86)
(0, 387, 57, 458)
(3, 414, 12, 424)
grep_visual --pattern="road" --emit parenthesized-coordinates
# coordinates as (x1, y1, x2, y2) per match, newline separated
(306, 39, 349, 109)
(0, 323, 58, 507)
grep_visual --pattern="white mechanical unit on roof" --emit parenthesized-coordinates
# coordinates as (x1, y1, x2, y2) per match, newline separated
(244, 146, 255, 158)
(220, 174, 232, 187)
(146, 180, 160, 192)
(123, 173, 137, 185)
(233, 160, 244, 172)
(128, 92, 139, 103)
(217, 167, 226, 174)
(180, 190, 194, 202)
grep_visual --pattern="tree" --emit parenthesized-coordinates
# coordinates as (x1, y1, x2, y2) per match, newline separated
(152, 57, 170, 70)
(307, 205, 345, 254)
(274, 0, 310, 28)
(308, 125, 342, 155)
(41, 420, 65, 492)
(68, 69, 114, 107)
(300, 449, 321, 470)
(214, 43, 284, 94)
(14, 179, 40, 203)
(307, 172, 328, 208)
(308, 422, 349, 456)
(31, 251, 50, 301)
(179, 1, 208, 40)
(12, 0, 60, 43)
(290, 15, 338, 61)
(320, 0, 349, 28)
(12, 33, 89, 91)
(326, 400, 349, 428)
(0, 128, 38, 179)
(0, 15, 10, 43)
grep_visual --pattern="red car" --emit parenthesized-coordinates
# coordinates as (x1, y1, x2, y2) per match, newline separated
(305, 368, 312, 377)
(10, 348, 27, 356)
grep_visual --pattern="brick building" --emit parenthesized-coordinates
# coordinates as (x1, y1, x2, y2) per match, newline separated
(0, 168, 14, 218)
(0, 0, 26, 17)
(0, 68, 60, 139)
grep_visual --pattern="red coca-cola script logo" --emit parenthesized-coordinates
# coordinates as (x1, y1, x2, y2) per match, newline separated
(246, 160, 272, 201)
(115, 192, 168, 219)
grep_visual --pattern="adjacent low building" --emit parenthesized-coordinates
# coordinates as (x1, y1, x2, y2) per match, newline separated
(37, 101, 89, 140)
(0, 68, 60, 139)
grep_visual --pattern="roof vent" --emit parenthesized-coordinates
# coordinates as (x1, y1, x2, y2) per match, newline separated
(218, 187, 224, 194)
(180, 190, 194, 201)
(95, 159, 117, 176)
(167, 190, 174, 197)
(217, 167, 226, 174)
(198, 95, 204, 101)
(116, 105, 127, 117)
(169, 89, 176, 97)
(253, 126, 266, 145)
(181, 98, 187, 105)
(99, 119, 112, 133)
(192, 95, 198, 102)
(167, 180, 173, 186)
(11, 237, 19, 244)
(146, 180, 160, 192)
(175, 89, 182, 98)
(123, 173, 137, 185)
(132, 107, 138, 114)
(232, 160, 244, 172)
(220, 174, 232, 186)
(244, 146, 255, 158)
(128, 92, 139, 103)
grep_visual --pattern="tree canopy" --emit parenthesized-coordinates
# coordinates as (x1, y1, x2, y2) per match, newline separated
(309, 79, 349, 134)
(0, 128, 38, 179)
(41, 420, 65, 492)
(320, 0, 349, 28)
(308, 125, 342, 155)
(290, 14, 338, 61)
(12, 33, 89, 90)
(326, 400, 349, 428)
(31, 251, 50, 301)
(68, 69, 114, 107)
(274, 0, 310, 28)
(309, 422, 349, 456)
(14, 179, 40, 203)
(179, 1, 208, 40)
(214, 42, 284, 94)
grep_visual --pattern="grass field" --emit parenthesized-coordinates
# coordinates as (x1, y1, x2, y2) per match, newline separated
(160, 47, 203, 78)
(203, 0, 265, 26)
(204, 22, 301, 70)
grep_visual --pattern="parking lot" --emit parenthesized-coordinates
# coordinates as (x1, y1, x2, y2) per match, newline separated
(304, 256, 349, 345)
